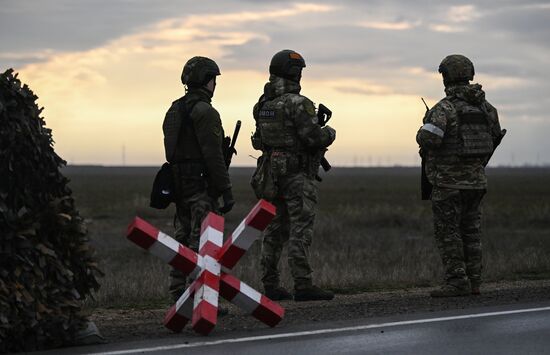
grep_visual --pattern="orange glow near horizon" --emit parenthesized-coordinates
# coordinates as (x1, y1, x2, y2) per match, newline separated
(11, 5, 494, 167)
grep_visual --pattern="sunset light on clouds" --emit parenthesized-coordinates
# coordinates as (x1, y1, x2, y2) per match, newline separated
(2, 1, 549, 166)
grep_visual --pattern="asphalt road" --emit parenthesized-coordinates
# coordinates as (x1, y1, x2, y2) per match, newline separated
(38, 302, 550, 355)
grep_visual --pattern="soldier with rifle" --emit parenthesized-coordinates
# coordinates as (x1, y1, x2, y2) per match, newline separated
(251, 49, 336, 301)
(162, 56, 237, 301)
(417, 54, 506, 297)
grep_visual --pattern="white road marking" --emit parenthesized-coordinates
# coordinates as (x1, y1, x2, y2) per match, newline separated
(90, 306, 550, 355)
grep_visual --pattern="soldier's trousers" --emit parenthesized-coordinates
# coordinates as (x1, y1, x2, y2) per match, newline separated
(261, 173, 317, 290)
(169, 189, 215, 301)
(431, 186, 486, 287)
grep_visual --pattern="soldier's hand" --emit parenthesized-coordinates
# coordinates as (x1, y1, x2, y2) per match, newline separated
(219, 189, 235, 214)
(324, 125, 336, 142)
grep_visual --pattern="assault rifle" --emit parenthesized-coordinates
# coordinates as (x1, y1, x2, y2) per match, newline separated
(317, 103, 332, 172)
(224, 120, 241, 168)
(420, 98, 433, 200)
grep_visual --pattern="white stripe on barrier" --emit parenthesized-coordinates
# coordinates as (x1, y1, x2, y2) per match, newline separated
(203, 256, 221, 275)
(199, 226, 224, 251)
(148, 232, 179, 262)
(203, 285, 219, 308)
(175, 287, 194, 318)
(194, 285, 219, 309)
(230, 282, 262, 313)
(231, 226, 261, 250)
(230, 221, 245, 244)
(187, 256, 204, 281)
(240, 282, 262, 303)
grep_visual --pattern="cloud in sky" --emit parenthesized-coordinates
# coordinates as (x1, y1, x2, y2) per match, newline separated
(1, 0, 549, 166)
(358, 20, 420, 31)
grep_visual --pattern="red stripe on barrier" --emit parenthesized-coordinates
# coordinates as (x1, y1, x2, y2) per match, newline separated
(251, 295, 285, 328)
(200, 212, 224, 234)
(163, 304, 189, 333)
(219, 273, 240, 300)
(169, 245, 200, 275)
(199, 270, 221, 292)
(217, 244, 246, 270)
(245, 200, 276, 231)
(199, 240, 222, 258)
(127, 217, 159, 250)
(192, 300, 218, 335)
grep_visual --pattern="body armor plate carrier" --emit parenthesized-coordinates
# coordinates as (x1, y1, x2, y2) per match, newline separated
(456, 104, 493, 157)
(436, 100, 493, 158)
(257, 97, 298, 150)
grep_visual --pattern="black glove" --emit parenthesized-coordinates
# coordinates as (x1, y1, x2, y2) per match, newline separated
(219, 189, 235, 214)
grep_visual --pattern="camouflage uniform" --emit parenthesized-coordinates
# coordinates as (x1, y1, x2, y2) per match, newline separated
(163, 58, 232, 300)
(417, 75, 504, 294)
(252, 74, 335, 293)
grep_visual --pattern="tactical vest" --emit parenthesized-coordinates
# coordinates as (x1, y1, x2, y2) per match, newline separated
(437, 99, 493, 158)
(256, 94, 301, 151)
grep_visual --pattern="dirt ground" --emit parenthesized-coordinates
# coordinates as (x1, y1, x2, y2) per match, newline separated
(90, 279, 550, 343)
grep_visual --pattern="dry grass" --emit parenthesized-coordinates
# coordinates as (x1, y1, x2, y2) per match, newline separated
(64, 166, 550, 308)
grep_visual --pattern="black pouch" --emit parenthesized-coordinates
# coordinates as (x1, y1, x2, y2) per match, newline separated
(251, 155, 277, 200)
(270, 151, 289, 178)
(150, 162, 175, 209)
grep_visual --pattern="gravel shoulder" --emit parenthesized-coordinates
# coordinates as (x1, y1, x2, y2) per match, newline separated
(90, 279, 550, 343)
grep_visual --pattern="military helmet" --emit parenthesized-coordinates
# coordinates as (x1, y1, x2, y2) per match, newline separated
(438, 54, 475, 86)
(181, 56, 220, 87)
(269, 49, 306, 82)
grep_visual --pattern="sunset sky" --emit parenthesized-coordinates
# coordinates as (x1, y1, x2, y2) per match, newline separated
(2, 1, 549, 166)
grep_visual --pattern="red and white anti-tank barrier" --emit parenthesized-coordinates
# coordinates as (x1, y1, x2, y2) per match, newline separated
(126, 199, 284, 335)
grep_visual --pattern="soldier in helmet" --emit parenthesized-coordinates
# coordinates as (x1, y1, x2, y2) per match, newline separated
(251, 49, 336, 301)
(163, 56, 235, 301)
(417, 54, 506, 297)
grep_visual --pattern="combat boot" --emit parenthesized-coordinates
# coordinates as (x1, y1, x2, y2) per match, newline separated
(294, 285, 334, 301)
(264, 286, 293, 301)
(430, 283, 470, 298)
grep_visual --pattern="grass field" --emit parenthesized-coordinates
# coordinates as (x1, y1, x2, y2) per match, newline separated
(63, 166, 550, 308)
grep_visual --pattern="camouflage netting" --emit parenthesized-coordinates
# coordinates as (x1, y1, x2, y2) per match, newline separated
(0, 69, 101, 352)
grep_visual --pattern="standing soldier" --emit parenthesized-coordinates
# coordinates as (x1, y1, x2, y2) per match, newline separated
(251, 49, 336, 301)
(417, 54, 506, 297)
(163, 56, 235, 301)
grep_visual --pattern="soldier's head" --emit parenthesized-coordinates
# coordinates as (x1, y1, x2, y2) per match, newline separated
(181, 56, 221, 94)
(438, 54, 475, 87)
(269, 49, 306, 83)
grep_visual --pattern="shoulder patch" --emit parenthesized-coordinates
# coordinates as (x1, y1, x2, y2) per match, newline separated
(304, 100, 317, 117)
(304, 100, 316, 116)
(213, 124, 221, 137)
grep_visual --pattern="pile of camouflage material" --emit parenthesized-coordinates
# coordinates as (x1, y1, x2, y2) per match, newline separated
(0, 69, 101, 352)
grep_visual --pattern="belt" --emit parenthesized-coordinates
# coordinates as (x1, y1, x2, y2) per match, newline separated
(172, 161, 206, 177)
